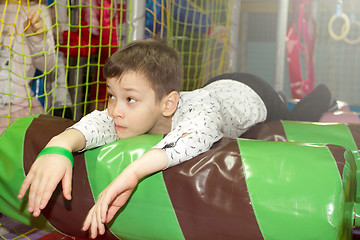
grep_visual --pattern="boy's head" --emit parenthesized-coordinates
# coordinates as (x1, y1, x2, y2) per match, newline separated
(103, 38, 183, 102)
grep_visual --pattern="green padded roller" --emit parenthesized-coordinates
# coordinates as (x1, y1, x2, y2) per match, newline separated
(0, 115, 358, 239)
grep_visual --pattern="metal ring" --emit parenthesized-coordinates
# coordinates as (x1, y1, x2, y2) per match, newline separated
(328, 13, 350, 41)
(343, 21, 360, 45)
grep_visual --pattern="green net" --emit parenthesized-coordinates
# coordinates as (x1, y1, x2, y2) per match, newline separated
(0, 0, 130, 127)
(166, 0, 232, 90)
(0, 0, 233, 131)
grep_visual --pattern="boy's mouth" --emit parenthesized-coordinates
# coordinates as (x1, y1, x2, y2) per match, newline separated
(115, 124, 127, 131)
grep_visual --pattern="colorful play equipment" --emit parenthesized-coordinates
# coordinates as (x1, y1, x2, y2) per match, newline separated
(0, 114, 360, 239)
(286, 0, 316, 99)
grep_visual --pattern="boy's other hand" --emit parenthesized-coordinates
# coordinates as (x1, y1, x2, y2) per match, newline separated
(81, 149, 168, 238)
(25, 9, 46, 36)
(18, 154, 73, 217)
(82, 169, 139, 239)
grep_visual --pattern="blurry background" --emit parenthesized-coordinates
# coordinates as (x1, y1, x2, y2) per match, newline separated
(0, 0, 358, 123)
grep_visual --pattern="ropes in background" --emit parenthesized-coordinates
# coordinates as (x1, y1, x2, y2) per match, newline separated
(0, 0, 234, 126)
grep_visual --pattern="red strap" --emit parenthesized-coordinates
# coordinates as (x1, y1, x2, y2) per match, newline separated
(286, 1, 316, 99)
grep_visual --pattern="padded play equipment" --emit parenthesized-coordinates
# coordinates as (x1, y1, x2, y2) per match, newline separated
(0, 115, 360, 239)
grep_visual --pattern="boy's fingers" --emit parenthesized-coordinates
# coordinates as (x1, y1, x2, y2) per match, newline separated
(32, 178, 50, 216)
(27, 176, 41, 213)
(39, 181, 60, 210)
(96, 203, 105, 235)
(100, 195, 109, 223)
(39, 191, 52, 210)
(90, 211, 99, 239)
(82, 208, 93, 231)
(98, 223, 105, 235)
(39, 170, 67, 208)
(18, 173, 33, 198)
(62, 169, 73, 200)
(106, 206, 121, 223)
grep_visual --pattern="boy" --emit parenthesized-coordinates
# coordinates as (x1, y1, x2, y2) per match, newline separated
(18, 39, 333, 238)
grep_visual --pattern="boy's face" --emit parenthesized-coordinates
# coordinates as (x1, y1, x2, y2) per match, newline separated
(107, 71, 165, 139)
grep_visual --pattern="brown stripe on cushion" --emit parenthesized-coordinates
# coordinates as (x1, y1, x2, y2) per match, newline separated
(326, 144, 347, 178)
(348, 124, 360, 150)
(240, 121, 287, 142)
(163, 137, 263, 240)
(23, 115, 118, 239)
(342, 125, 360, 240)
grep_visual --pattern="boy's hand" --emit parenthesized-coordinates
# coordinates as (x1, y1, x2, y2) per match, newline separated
(18, 154, 73, 217)
(18, 129, 85, 217)
(82, 169, 138, 239)
(81, 149, 169, 238)
(25, 9, 46, 36)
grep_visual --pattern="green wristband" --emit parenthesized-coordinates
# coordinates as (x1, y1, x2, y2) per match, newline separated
(37, 147, 74, 166)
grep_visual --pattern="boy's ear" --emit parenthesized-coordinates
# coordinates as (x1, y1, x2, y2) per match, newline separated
(162, 91, 179, 117)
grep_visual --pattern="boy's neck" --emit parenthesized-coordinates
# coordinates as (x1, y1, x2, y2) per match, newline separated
(148, 115, 173, 135)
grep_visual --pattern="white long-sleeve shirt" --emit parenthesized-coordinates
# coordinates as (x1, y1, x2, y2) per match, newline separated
(0, 3, 56, 106)
(70, 80, 267, 168)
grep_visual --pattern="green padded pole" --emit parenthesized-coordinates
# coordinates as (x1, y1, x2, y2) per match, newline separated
(237, 138, 355, 240)
(85, 134, 185, 240)
(0, 115, 54, 232)
(282, 121, 360, 202)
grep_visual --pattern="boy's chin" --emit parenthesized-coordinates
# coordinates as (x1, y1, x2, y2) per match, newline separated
(117, 130, 151, 140)
(116, 132, 136, 139)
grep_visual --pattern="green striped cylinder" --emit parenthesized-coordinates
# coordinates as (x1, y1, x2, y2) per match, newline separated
(0, 115, 358, 239)
(242, 120, 360, 202)
(237, 138, 356, 240)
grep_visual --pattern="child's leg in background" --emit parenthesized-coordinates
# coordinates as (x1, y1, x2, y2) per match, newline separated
(290, 84, 333, 122)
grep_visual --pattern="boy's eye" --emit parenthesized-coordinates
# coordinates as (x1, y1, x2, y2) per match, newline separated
(107, 94, 115, 99)
(127, 97, 136, 103)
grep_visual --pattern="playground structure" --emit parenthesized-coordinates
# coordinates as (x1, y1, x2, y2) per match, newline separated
(0, 115, 359, 239)
(0, 0, 239, 123)
(1, 0, 360, 239)
(0, 0, 359, 126)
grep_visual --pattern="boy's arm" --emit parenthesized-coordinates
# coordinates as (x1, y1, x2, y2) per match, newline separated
(82, 149, 168, 238)
(18, 128, 85, 217)
(18, 108, 115, 218)
(69, 109, 118, 151)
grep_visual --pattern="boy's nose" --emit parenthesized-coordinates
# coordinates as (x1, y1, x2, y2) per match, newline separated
(111, 103, 125, 119)
(113, 109, 125, 119)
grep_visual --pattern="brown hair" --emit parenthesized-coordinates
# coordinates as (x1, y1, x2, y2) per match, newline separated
(103, 39, 183, 102)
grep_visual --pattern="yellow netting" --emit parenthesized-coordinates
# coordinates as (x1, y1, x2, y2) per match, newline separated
(0, 0, 234, 131)
(0, 0, 130, 126)
(165, 0, 233, 90)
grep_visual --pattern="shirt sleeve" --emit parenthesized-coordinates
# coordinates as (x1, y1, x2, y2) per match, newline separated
(68, 109, 118, 150)
(152, 91, 224, 169)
